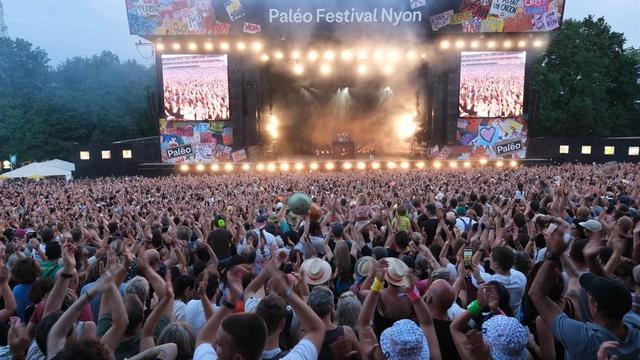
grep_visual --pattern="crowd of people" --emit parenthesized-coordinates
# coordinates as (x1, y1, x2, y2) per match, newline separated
(0, 162, 639, 360)
(459, 62, 525, 118)
(163, 62, 230, 121)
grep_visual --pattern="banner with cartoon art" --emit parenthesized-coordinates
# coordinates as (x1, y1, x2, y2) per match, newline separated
(125, 0, 566, 37)
(451, 117, 528, 159)
(159, 118, 244, 163)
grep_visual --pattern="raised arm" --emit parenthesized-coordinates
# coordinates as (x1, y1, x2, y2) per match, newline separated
(48, 264, 124, 358)
(406, 275, 441, 360)
(140, 273, 174, 351)
(0, 265, 16, 322)
(100, 266, 130, 352)
(196, 265, 248, 347)
(137, 248, 167, 300)
(44, 243, 76, 317)
(357, 259, 387, 360)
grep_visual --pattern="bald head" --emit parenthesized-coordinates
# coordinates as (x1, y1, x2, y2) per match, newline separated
(427, 279, 455, 311)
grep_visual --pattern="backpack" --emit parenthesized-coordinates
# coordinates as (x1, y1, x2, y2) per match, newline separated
(460, 218, 472, 232)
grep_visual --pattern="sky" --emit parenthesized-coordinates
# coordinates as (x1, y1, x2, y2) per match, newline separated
(2, 0, 640, 66)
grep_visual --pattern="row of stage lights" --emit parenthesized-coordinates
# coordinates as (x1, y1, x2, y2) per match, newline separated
(155, 39, 545, 60)
(179, 159, 519, 174)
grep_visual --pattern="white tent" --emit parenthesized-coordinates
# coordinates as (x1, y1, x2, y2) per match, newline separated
(0, 159, 75, 180)
(41, 159, 75, 172)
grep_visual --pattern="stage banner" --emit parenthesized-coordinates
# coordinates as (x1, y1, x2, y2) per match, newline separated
(125, 0, 566, 37)
(451, 116, 528, 160)
(160, 118, 243, 163)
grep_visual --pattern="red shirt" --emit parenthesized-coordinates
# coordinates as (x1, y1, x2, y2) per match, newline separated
(29, 299, 93, 324)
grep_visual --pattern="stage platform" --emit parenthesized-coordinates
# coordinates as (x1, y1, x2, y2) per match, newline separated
(137, 158, 554, 176)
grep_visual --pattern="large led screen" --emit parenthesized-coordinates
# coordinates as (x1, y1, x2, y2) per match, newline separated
(459, 51, 526, 118)
(162, 54, 230, 121)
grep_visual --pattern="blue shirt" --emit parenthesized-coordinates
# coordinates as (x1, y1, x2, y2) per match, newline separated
(552, 312, 640, 360)
(12, 283, 33, 321)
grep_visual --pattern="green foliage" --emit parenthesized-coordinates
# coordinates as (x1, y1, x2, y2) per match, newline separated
(0, 38, 156, 162)
(531, 16, 640, 137)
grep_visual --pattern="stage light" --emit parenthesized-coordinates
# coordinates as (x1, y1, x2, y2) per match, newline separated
(308, 50, 319, 62)
(224, 164, 234, 172)
(242, 164, 251, 171)
(156, 43, 165, 51)
(293, 63, 304, 76)
(310, 162, 319, 170)
(280, 163, 290, 171)
(204, 42, 214, 51)
(210, 164, 220, 172)
(340, 50, 353, 62)
(388, 49, 400, 62)
(449, 161, 458, 168)
(470, 41, 479, 49)
(325, 162, 335, 171)
(256, 163, 265, 171)
(373, 49, 384, 62)
(323, 50, 335, 61)
(406, 50, 416, 60)
(509, 160, 518, 168)
(196, 164, 205, 172)
(433, 161, 442, 169)
(387, 161, 397, 169)
(455, 40, 465, 49)
(343, 162, 353, 170)
(319, 63, 332, 76)
(400, 161, 410, 170)
(479, 158, 488, 165)
(295, 162, 305, 171)
(415, 161, 425, 169)
(267, 163, 277, 172)
(440, 40, 450, 49)
(496, 161, 504, 168)
(172, 43, 181, 50)
(421, 53, 427, 59)
(291, 50, 301, 59)
(503, 41, 513, 48)
(179, 164, 189, 172)
(533, 40, 543, 47)
(260, 54, 270, 62)
(237, 41, 246, 51)
(463, 161, 471, 168)
(396, 114, 417, 140)
(252, 41, 263, 52)
(518, 40, 527, 48)
(266, 114, 279, 139)
(188, 42, 197, 51)
(487, 41, 496, 48)
(357, 49, 368, 61)
(371, 162, 381, 170)
(382, 64, 395, 76)
(220, 42, 230, 51)
(357, 64, 368, 75)
(357, 162, 366, 170)
(274, 51, 284, 60)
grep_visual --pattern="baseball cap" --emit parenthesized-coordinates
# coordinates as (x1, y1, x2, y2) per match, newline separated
(380, 319, 429, 360)
(578, 219, 602, 232)
(481, 315, 528, 360)
(579, 273, 632, 320)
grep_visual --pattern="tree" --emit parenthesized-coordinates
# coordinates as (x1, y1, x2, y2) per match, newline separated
(530, 16, 640, 137)
(0, 38, 156, 162)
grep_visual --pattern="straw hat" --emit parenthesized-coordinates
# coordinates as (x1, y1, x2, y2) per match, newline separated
(383, 257, 409, 287)
(300, 258, 332, 285)
(355, 256, 375, 278)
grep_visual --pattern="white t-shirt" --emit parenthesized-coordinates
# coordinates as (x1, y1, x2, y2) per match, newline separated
(475, 267, 527, 314)
(455, 217, 475, 233)
(194, 339, 318, 360)
(173, 299, 187, 322)
(184, 299, 220, 336)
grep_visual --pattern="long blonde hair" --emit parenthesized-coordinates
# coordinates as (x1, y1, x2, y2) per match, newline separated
(356, 193, 368, 206)
(333, 240, 352, 280)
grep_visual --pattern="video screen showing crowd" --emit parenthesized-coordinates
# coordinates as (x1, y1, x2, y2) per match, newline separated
(162, 54, 230, 121)
(459, 51, 526, 118)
